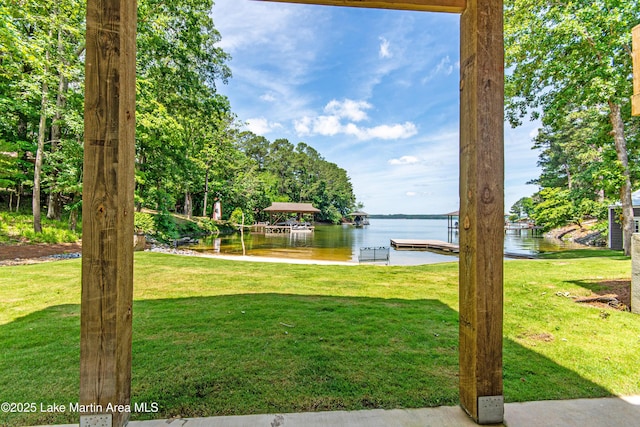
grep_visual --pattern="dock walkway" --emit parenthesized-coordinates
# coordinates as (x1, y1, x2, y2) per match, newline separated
(390, 239, 459, 253)
(390, 239, 536, 259)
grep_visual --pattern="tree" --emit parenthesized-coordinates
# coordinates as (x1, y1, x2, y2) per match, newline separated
(1, 0, 85, 230)
(505, 1, 640, 254)
(509, 196, 534, 222)
(531, 108, 623, 202)
(135, 0, 231, 216)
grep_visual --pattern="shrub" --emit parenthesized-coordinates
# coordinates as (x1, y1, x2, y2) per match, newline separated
(154, 210, 179, 242)
(196, 218, 219, 234)
(134, 212, 156, 234)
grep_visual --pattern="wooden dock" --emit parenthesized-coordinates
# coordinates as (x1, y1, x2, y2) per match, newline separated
(390, 239, 536, 259)
(390, 239, 459, 253)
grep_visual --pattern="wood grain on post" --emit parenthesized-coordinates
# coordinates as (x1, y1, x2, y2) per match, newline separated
(80, 0, 137, 426)
(632, 25, 640, 116)
(459, 0, 504, 423)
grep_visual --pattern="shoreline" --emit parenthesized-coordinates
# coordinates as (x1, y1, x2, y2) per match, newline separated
(146, 246, 358, 265)
(195, 252, 358, 266)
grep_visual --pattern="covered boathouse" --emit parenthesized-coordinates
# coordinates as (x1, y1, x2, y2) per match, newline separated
(262, 202, 321, 233)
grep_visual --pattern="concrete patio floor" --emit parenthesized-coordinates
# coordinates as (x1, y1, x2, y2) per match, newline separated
(35, 395, 640, 427)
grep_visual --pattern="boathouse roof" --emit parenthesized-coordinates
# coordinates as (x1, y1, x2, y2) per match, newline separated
(263, 202, 321, 213)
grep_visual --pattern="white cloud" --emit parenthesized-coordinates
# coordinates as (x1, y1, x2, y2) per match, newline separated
(435, 56, 455, 75)
(359, 122, 418, 140)
(312, 115, 343, 136)
(213, 2, 321, 54)
(260, 92, 277, 102)
(246, 117, 282, 135)
(406, 191, 418, 197)
(324, 99, 371, 122)
(379, 37, 392, 59)
(293, 117, 312, 135)
(422, 55, 456, 84)
(528, 126, 540, 139)
(295, 99, 417, 141)
(389, 155, 420, 165)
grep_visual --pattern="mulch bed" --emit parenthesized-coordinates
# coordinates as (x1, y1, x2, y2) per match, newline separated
(0, 242, 82, 266)
(574, 279, 631, 311)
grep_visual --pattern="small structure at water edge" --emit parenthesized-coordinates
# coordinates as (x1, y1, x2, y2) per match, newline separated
(261, 202, 320, 233)
(609, 189, 640, 250)
(348, 211, 370, 227)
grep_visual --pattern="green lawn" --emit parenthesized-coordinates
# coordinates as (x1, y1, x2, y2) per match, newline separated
(1, 251, 639, 426)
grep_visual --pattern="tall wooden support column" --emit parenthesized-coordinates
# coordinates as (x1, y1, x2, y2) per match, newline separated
(458, 0, 504, 424)
(632, 24, 640, 116)
(80, 1, 137, 426)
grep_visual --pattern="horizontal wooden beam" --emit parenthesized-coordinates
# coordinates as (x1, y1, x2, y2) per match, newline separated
(632, 24, 640, 116)
(255, 0, 466, 13)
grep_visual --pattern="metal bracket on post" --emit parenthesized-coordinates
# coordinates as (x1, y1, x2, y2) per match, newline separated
(477, 395, 504, 424)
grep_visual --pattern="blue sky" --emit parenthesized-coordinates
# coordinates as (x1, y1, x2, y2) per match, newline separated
(212, 1, 541, 215)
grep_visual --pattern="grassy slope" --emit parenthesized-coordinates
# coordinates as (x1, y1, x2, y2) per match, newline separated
(0, 252, 638, 425)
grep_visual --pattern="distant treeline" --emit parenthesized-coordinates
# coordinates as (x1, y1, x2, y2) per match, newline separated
(369, 214, 451, 220)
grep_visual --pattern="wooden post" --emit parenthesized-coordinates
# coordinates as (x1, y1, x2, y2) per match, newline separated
(631, 235, 640, 314)
(632, 24, 640, 116)
(80, 0, 137, 426)
(459, 0, 504, 424)
(78, 0, 505, 425)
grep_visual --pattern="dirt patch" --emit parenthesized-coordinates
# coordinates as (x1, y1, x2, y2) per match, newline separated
(518, 332, 555, 342)
(574, 279, 630, 311)
(0, 242, 82, 266)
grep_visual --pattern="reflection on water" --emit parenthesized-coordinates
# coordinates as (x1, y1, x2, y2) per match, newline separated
(189, 219, 588, 266)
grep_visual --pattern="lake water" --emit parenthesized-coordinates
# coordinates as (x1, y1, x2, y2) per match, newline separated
(190, 218, 584, 266)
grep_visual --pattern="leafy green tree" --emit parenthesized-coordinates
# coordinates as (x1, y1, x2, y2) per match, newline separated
(135, 0, 231, 216)
(505, 0, 640, 254)
(1, 1, 357, 234)
(1, 0, 85, 230)
(532, 188, 579, 231)
(532, 187, 609, 231)
(531, 108, 626, 201)
(509, 196, 534, 222)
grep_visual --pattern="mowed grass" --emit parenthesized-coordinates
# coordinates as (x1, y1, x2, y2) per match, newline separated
(1, 251, 639, 426)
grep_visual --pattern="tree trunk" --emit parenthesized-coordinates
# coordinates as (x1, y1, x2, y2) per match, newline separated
(135, 154, 145, 212)
(69, 205, 78, 231)
(564, 163, 572, 190)
(33, 76, 49, 233)
(67, 192, 78, 231)
(609, 101, 634, 256)
(202, 166, 209, 217)
(47, 29, 68, 221)
(16, 184, 22, 212)
(240, 210, 246, 256)
(595, 146, 605, 203)
(184, 191, 193, 218)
